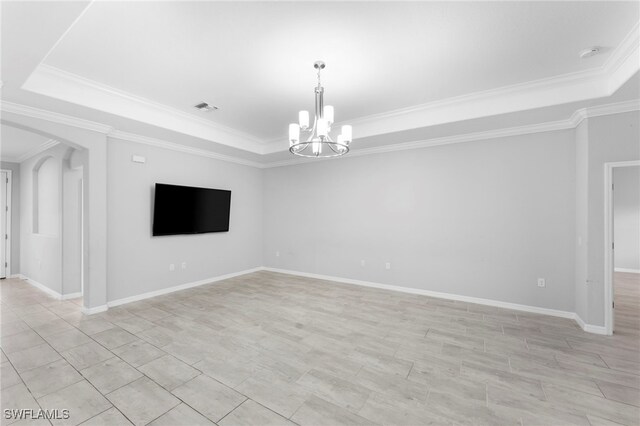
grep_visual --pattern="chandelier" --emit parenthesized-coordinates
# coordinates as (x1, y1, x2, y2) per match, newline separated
(289, 61, 352, 157)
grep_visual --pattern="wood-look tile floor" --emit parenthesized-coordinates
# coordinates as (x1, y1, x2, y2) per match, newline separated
(1, 271, 639, 425)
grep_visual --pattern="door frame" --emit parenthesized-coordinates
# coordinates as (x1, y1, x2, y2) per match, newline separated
(1, 169, 12, 278)
(604, 160, 640, 335)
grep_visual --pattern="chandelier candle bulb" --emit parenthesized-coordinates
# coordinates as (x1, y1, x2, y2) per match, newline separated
(299, 111, 309, 129)
(324, 105, 334, 125)
(317, 118, 328, 138)
(341, 125, 352, 142)
(289, 123, 300, 145)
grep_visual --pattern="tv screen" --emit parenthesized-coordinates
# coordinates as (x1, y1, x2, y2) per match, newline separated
(152, 183, 231, 236)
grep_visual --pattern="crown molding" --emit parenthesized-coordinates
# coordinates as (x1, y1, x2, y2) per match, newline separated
(12, 139, 61, 163)
(3, 99, 638, 169)
(261, 67, 606, 153)
(603, 21, 640, 94)
(578, 98, 640, 123)
(262, 23, 640, 155)
(108, 130, 262, 168)
(261, 99, 640, 168)
(1, 101, 113, 134)
(22, 65, 266, 154)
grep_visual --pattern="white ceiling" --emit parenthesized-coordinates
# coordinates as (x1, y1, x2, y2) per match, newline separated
(1, 1, 639, 164)
(40, 0, 637, 141)
(0, 125, 54, 162)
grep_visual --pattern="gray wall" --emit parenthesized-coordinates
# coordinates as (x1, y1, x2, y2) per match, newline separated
(106, 138, 263, 302)
(0, 161, 20, 275)
(264, 130, 577, 312)
(613, 166, 640, 271)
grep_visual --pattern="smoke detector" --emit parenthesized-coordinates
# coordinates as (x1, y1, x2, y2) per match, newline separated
(194, 102, 218, 112)
(579, 47, 600, 59)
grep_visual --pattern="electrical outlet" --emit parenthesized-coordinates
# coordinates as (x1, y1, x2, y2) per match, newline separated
(169, 263, 175, 272)
(537, 278, 546, 288)
(181, 262, 187, 270)
(361, 260, 366, 267)
(385, 262, 391, 270)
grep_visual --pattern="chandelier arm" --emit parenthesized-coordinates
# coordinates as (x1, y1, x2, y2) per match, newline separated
(327, 143, 341, 155)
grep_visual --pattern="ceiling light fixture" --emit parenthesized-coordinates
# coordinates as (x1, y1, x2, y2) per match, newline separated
(289, 61, 352, 157)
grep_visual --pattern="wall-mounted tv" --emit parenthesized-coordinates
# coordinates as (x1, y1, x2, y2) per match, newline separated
(152, 183, 231, 236)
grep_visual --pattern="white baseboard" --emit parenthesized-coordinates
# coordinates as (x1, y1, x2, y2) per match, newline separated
(82, 305, 108, 315)
(107, 267, 263, 308)
(62, 292, 82, 300)
(614, 267, 640, 274)
(574, 313, 608, 335)
(21, 275, 63, 300)
(263, 267, 612, 334)
(16, 274, 82, 301)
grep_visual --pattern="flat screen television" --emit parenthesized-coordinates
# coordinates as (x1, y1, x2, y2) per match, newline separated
(152, 183, 231, 236)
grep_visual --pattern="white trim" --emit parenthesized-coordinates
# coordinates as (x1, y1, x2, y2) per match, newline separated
(16, 139, 60, 163)
(574, 314, 608, 335)
(264, 267, 577, 319)
(1, 169, 11, 278)
(18, 21, 640, 158)
(604, 21, 640, 94)
(108, 130, 262, 168)
(82, 305, 108, 315)
(11, 273, 82, 301)
(262, 100, 640, 168)
(3, 100, 639, 170)
(263, 20, 639, 153)
(107, 267, 263, 308)
(615, 268, 640, 274)
(22, 65, 264, 154)
(61, 292, 82, 300)
(604, 160, 640, 336)
(21, 275, 62, 300)
(1, 101, 113, 134)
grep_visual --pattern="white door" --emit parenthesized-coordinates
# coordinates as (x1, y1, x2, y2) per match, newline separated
(1, 171, 7, 279)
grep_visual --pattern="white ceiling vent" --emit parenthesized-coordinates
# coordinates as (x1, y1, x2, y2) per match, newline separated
(194, 102, 218, 112)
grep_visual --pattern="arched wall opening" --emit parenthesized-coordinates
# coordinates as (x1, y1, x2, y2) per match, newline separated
(1, 116, 108, 312)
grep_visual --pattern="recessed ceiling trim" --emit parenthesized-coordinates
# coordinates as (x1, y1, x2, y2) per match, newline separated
(20, 20, 640, 157)
(604, 21, 640, 93)
(260, 22, 639, 155)
(108, 130, 262, 168)
(263, 99, 640, 168)
(262, 67, 606, 154)
(1, 101, 113, 134)
(22, 64, 265, 154)
(2, 99, 638, 169)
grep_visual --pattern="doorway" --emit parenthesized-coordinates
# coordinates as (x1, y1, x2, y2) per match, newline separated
(605, 161, 640, 335)
(0, 170, 10, 279)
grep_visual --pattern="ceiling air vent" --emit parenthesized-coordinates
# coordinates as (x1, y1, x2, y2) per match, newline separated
(194, 102, 218, 112)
